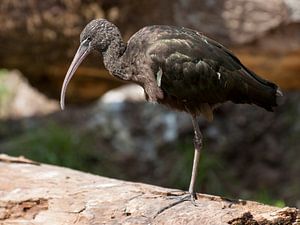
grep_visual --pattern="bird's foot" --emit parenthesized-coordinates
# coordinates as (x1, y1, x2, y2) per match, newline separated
(166, 191, 198, 205)
(154, 192, 198, 218)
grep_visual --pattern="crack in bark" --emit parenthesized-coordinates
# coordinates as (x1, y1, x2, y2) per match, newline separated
(0, 198, 48, 220)
(228, 208, 300, 225)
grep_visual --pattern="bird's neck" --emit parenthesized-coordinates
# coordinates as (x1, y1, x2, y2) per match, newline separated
(102, 39, 129, 81)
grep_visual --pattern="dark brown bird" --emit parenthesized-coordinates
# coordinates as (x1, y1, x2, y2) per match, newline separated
(60, 19, 282, 206)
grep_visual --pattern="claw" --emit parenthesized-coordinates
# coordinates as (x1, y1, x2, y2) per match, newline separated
(154, 192, 198, 218)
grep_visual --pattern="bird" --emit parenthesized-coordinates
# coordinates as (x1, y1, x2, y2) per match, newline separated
(60, 18, 282, 209)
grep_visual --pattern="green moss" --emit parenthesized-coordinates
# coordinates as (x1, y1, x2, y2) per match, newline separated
(2, 122, 95, 171)
(0, 69, 9, 112)
(1, 122, 129, 180)
(250, 189, 285, 207)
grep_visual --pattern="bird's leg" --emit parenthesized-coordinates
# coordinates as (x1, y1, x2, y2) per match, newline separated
(164, 116, 202, 202)
(154, 116, 202, 218)
(188, 115, 202, 204)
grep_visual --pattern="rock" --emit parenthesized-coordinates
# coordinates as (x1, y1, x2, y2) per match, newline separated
(0, 0, 299, 104)
(87, 84, 191, 161)
(0, 154, 299, 225)
(100, 84, 145, 103)
(0, 70, 58, 119)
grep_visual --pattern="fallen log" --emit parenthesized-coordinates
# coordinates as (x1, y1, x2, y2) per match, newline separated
(0, 154, 299, 225)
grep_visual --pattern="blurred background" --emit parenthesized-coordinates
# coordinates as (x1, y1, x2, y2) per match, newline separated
(0, 0, 299, 208)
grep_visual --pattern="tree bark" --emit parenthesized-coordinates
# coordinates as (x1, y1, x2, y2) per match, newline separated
(0, 154, 299, 225)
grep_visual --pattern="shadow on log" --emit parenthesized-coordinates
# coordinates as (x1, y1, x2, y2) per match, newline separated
(0, 154, 299, 225)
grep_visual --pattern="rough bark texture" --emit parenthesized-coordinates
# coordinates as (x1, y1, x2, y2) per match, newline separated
(0, 0, 299, 104)
(0, 154, 299, 225)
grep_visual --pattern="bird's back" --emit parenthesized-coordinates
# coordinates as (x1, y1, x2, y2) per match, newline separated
(125, 25, 281, 120)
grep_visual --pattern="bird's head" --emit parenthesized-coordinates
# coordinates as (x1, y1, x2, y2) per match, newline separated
(80, 19, 120, 53)
(60, 19, 121, 110)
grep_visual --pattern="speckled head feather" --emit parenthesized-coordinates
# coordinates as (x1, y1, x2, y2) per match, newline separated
(80, 19, 124, 53)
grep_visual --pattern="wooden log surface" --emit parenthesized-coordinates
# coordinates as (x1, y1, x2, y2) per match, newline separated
(0, 154, 299, 225)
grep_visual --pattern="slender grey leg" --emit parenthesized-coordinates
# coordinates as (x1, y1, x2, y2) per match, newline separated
(188, 115, 202, 201)
(154, 116, 202, 218)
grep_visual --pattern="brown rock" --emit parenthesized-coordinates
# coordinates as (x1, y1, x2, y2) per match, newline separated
(0, 0, 299, 104)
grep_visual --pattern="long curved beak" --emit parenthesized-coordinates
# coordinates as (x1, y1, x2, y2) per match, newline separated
(60, 41, 91, 110)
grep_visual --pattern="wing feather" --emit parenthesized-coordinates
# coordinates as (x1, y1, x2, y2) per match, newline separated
(146, 26, 278, 114)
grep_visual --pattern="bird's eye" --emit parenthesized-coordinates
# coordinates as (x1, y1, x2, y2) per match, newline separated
(82, 37, 92, 46)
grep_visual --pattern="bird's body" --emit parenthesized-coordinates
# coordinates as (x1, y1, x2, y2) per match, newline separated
(60, 19, 282, 212)
(97, 24, 279, 120)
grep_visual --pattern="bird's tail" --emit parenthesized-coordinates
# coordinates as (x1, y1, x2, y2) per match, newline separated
(239, 68, 282, 112)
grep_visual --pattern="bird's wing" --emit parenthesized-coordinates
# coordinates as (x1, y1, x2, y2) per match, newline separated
(147, 27, 278, 113)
